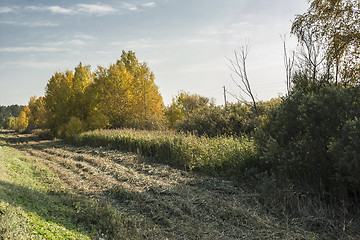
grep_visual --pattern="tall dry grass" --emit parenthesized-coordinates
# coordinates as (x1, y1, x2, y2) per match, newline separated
(72, 129, 256, 178)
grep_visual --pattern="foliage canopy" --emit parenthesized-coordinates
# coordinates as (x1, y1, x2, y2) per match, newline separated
(40, 51, 165, 137)
(292, 0, 360, 84)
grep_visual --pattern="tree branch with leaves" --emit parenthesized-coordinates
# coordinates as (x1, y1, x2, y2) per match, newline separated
(291, 0, 360, 85)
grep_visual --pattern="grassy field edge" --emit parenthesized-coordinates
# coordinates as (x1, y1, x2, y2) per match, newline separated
(0, 132, 138, 240)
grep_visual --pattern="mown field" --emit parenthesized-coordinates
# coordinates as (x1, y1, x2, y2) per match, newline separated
(1, 129, 359, 239)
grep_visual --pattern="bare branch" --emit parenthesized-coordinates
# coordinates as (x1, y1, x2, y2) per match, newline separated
(225, 88, 245, 102)
(227, 44, 258, 114)
(282, 35, 295, 94)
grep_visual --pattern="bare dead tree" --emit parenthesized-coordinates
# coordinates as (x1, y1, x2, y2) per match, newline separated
(296, 32, 328, 82)
(282, 35, 295, 94)
(227, 45, 258, 114)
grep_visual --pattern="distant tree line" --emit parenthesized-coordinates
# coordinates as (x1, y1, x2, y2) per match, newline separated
(3, 50, 280, 138)
(165, 91, 281, 137)
(0, 105, 24, 129)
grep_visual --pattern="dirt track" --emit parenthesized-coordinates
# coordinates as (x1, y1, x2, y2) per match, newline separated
(1, 130, 352, 239)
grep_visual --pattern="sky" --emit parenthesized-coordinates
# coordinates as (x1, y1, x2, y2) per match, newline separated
(0, 0, 309, 106)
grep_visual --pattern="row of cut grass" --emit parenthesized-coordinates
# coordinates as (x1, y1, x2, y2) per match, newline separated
(72, 129, 257, 178)
(0, 141, 90, 239)
(0, 132, 138, 240)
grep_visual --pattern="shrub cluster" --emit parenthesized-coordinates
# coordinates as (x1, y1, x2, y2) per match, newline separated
(174, 99, 281, 137)
(257, 85, 360, 199)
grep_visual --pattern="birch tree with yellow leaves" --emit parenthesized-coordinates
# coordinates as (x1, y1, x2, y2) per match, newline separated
(42, 50, 165, 136)
(87, 51, 165, 129)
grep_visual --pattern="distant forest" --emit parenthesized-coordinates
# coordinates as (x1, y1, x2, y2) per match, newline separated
(0, 105, 23, 128)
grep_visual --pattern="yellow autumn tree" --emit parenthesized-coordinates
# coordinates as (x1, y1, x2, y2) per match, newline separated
(88, 51, 165, 130)
(88, 63, 135, 128)
(44, 63, 93, 136)
(41, 50, 166, 136)
(45, 70, 74, 135)
(70, 63, 93, 121)
(5, 117, 17, 130)
(28, 96, 47, 129)
(16, 106, 30, 131)
(118, 50, 166, 129)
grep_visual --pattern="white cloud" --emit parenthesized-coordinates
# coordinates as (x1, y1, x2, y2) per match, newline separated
(0, 7, 14, 13)
(111, 38, 161, 49)
(0, 20, 58, 27)
(115, 35, 236, 50)
(25, 5, 74, 15)
(26, 4, 116, 15)
(0, 60, 64, 69)
(20, 61, 60, 69)
(142, 2, 156, 8)
(73, 34, 96, 40)
(77, 4, 116, 15)
(0, 46, 62, 53)
(43, 38, 91, 48)
(121, 3, 138, 11)
(201, 29, 234, 35)
(68, 39, 87, 46)
(183, 39, 206, 44)
(25, 6, 40, 11)
(111, 37, 212, 51)
(0, 37, 90, 55)
(47, 6, 74, 14)
(201, 22, 250, 35)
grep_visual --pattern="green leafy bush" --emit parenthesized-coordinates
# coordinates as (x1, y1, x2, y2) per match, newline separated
(175, 105, 229, 137)
(329, 117, 360, 197)
(176, 99, 281, 137)
(61, 117, 85, 139)
(257, 85, 360, 199)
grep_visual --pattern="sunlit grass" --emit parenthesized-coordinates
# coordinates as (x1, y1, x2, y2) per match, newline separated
(0, 137, 137, 239)
(0, 143, 89, 239)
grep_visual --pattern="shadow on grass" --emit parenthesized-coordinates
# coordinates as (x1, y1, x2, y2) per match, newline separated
(0, 130, 55, 146)
(0, 179, 92, 237)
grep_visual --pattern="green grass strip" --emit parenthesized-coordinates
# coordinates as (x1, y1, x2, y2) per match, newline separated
(0, 137, 136, 239)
